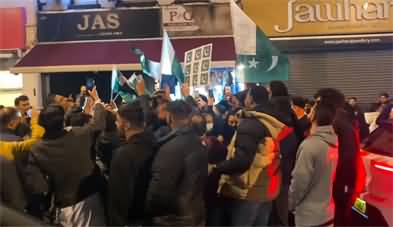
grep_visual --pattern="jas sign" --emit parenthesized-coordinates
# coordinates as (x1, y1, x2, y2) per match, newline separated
(243, 0, 393, 37)
(38, 8, 161, 42)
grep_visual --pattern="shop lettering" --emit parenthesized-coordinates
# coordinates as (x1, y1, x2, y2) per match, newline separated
(274, 0, 393, 33)
(168, 10, 193, 22)
(77, 13, 120, 31)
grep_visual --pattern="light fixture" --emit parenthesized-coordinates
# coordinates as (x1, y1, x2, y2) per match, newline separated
(237, 64, 245, 70)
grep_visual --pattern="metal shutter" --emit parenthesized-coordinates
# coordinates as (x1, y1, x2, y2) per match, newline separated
(287, 49, 393, 104)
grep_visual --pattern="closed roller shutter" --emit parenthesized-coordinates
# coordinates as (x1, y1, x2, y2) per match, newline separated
(287, 49, 393, 104)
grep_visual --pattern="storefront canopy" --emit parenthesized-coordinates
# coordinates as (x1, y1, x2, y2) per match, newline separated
(11, 37, 236, 74)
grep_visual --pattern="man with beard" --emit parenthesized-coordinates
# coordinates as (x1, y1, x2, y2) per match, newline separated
(145, 100, 208, 226)
(108, 100, 157, 226)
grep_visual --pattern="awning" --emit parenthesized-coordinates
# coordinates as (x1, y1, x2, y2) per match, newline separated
(11, 37, 236, 73)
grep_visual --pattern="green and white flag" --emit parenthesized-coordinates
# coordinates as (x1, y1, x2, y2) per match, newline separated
(161, 30, 185, 83)
(132, 48, 161, 80)
(110, 66, 136, 103)
(230, 0, 288, 83)
(111, 65, 120, 101)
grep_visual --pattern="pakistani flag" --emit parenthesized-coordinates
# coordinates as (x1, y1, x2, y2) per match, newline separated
(161, 30, 185, 83)
(110, 66, 136, 103)
(132, 48, 161, 80)
(230, 1, 288, 83)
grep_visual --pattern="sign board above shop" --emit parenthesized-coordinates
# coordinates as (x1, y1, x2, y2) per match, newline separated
(162, 4, 232, 37)
(37, 4, 232, 43)
(243, 0, 393, 37)
(243, 0, 393, 51)
(38, 8, 162, 42)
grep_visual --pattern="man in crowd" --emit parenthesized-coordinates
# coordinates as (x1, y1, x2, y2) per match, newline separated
(14, 95, 32, 138)
(371, 92, 391, 112)
(24, 87, 106, 226)
(108, 100, 157, 226)
(289, 101, 338, 227)
(15, 95, 31, 118)
(46, 93, 74, 112)
(0, 107, 44, 212)
(211, 86, 283, 226)
(76, 85, 88, 109)
(316, 88, 361, 226)
(0, 107, 23, 142)
(292, 96, 311, 141)
(347, 97, 369, 142)
(146, 100, 208, 226)
(0, 107, 44, 160)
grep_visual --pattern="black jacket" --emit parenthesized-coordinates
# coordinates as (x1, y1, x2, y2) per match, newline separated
(270, 96, 301, 185)
(107, 131, 157, 226)
(0, 156, 26, 211)
(215, 105, 271, 175)
(0, 129, 22, 142)
(333, 108, 360, 191)
(96, 130, 121, 170)
(24, 104, 106, 208)
(146, 127, 208, 226)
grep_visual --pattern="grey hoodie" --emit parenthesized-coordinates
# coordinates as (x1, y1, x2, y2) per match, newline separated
(289, 126, 338, 226)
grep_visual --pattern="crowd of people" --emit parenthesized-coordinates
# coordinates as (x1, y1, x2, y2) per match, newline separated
(0, 78, 392, 227)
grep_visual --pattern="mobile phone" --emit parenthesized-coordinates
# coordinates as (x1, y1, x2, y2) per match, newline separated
(208, 89, 214, 98)
(86, 78, 95, 90)
(27, 109, 32, 118)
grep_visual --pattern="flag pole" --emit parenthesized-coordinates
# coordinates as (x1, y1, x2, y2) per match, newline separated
(113, 93, 120, 102)
(110, 65, 118, 102)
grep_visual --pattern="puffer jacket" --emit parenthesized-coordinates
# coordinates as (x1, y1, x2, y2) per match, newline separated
(0, 115, 44, 161)
(218, 110, 285, 203)
(145, 127, 208, 226)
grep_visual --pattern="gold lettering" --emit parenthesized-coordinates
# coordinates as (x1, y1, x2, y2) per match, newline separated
(362, 2, 379, 20)
(333, 2, 345, 21)
(273, 0, 393, 34)
(274, 0, 296, 33)
(350, 1, 363, 21)
(107, 13, 120, 29)
(184, 11, 193, 21)
(382, 0, 392, 18)
(344, 0, 350, 20)
(295, 4, 316, 23)
(315, 4, 329, 22)
(91, 15, 106, 30)
(170, 11, 177, 21)
(77, 15, 90, 31)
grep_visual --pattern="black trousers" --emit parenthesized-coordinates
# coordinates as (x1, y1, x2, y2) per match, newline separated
(333, 185, 353, 227)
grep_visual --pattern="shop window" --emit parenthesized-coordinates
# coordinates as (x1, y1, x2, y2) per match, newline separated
(0, 71, 23, 107)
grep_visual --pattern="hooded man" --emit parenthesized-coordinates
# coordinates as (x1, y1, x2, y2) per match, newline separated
(289, 102, 339, 227)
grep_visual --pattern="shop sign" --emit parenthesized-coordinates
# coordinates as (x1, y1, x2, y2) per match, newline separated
(38, 8, 161, 42)
(243, 0, 393, 37)
(162, 4, 233, 37)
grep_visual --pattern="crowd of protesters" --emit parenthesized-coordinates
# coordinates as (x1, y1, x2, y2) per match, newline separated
(0, 78, 392, 227)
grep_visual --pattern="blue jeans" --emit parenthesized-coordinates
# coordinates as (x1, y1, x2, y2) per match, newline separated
(221, 198, 272, 226)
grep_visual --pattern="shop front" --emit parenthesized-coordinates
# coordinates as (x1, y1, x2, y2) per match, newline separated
(243, 0, 393, 103)
(11, 3, 237, 103)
